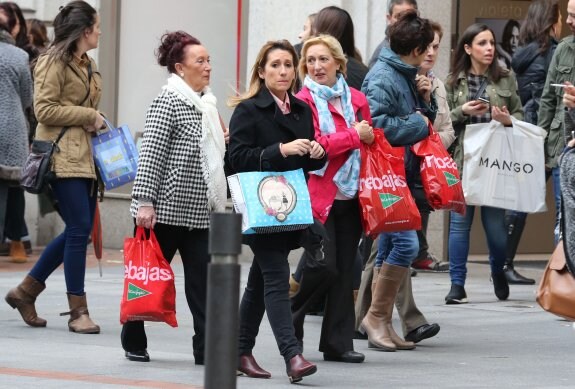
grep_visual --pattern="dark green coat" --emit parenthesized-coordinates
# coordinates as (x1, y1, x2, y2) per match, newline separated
(538, 36, 575, 168)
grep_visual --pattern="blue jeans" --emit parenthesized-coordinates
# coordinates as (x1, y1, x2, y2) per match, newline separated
(448, 205, 506, 286)
(29, 179, 96, 295)
(375, 230, 419, 268)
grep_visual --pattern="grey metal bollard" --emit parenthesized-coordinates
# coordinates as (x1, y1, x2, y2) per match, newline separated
(204, 212, 242, 389)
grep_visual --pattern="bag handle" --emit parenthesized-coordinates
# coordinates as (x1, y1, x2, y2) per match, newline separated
(93, 118, 116, 136)
(134, 226, 159, 243)
(135, 226, 147, 241)
(134, 226, 167, 262)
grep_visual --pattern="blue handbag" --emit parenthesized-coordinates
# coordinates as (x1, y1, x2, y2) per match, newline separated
(227, 169, 313, 234)
(92, 119, 139, 190)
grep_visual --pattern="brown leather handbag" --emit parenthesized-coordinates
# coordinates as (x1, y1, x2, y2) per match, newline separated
(536, 240, 575, 321)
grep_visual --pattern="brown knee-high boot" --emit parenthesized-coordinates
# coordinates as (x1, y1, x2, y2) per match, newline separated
(361, 263, 415, 351)
(371, 266, 380, 296)
(61, 294, 100, 334)
(5, 275, 47, 327)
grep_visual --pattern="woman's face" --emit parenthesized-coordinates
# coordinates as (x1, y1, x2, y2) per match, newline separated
(85, 14, 101, 51)
(420, 32, 440, 74)
(305, 43, 339, 87)
(298, 17, 312, 42)
(177, 44, 212, 92)
(465, 30, 495, 70)
(509, 26, 519, 54)
(258, 48, 295, 99)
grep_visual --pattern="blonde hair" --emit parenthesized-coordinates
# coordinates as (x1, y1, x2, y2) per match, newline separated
(298, 34, 347, 83)
(229, 40, 298, 107)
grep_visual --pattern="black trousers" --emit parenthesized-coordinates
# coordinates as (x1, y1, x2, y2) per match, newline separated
(121, 223, 209, 362)
(238, 244, 301, 362)
(0, 183, 25, 243)
(291, 199, 362, 355)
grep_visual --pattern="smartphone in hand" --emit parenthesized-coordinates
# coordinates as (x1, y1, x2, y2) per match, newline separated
(477, 97, 490, 105)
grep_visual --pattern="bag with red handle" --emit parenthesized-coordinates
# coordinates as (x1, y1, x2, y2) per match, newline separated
(120, 227, 178, 327)
(359, 130, 421, 238)
(411, 124, 466, 215)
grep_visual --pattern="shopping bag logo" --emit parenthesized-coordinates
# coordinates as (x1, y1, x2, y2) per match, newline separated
(359, 172, 407, 192)
(127, 282, 151, 301)
(478, 157, 534, 174)
(422, 155, 458, 171)
(443, 171, 460, 186)
(124, 260, 174, 285)
(379, 193, 402, 209)
(257, 175, 297, 222)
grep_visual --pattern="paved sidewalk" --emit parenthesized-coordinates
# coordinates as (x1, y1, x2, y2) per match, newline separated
(0, 247, 572, 388)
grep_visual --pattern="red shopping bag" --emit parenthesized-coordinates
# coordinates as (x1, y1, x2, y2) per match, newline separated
(120, 227, 178, 327)
(359, 131, 421, 237)
(411, 125, 466, 215)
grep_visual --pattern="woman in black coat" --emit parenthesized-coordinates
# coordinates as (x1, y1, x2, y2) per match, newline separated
(228, 39, 326, 384)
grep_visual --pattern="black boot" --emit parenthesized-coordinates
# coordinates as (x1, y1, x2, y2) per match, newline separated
(504, 212, 535, 285)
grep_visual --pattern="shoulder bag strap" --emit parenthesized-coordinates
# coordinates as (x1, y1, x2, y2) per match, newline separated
(79, 63, 93, 106)
(471, 77, 489, 101)
(66, 62, 93, 106)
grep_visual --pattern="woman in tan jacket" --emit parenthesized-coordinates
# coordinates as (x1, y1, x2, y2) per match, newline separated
(5, 0, 104, 334)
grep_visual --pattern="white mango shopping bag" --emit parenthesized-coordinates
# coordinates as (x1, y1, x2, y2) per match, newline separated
(462, 117, 547, 213)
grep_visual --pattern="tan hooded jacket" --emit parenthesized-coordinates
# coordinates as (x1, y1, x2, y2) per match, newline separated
(34, 52, 102, 179)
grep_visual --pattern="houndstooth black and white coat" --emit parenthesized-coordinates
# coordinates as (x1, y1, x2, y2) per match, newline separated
(130, 89, 210, 228)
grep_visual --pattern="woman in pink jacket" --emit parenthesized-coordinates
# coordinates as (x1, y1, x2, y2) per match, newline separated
(291, 34, 374, 363)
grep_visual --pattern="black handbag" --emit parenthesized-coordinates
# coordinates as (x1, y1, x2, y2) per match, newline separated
(20, 127, 69, 194)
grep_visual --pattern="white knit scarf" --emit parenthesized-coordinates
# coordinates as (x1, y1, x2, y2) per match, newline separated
(164, 73, 227, 212)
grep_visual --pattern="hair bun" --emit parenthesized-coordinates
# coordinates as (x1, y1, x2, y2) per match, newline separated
(58, 5, 72, 17)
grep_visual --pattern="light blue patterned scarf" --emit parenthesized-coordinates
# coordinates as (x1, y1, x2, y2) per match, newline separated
(304, 74, 361, 198)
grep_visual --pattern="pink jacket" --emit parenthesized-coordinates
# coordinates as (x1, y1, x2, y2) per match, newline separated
(296, 86, 374, 223)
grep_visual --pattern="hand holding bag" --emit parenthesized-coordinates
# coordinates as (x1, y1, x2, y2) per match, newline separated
(359, 131, 421, 237)
(20, 127, 69, 194)
(120, 227, 178, 327)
